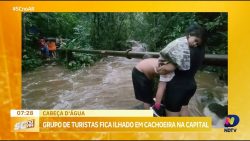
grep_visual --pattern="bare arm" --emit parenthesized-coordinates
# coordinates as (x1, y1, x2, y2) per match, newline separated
(157, 63, 177, 75)
(155, 81, 167, 104)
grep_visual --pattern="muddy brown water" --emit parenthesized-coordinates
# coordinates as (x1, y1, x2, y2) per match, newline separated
(22, 56, 227, 127)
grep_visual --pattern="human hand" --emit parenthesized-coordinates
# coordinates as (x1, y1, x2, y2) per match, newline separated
(156, 63, 176, 75)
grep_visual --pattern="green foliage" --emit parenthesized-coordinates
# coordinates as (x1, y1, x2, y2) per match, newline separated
(128, 12, 227, 55)
(23, 13, 80, 72)
(196, 13, 228, 82)
(61, 14, 99, 70)
(89, 13, 130, 50)
(24, 13, 79, 38)
(23, 12, 228, 81)
(22, 56, 42, 72)
(61, 51, 100, 70)
(22, 21, 43, 72)
(128, 12, 227, 82)
(22, 44, 43, 72)
(65, 53, 98, 70)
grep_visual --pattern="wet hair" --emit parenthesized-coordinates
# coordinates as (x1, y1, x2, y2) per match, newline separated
(185, 23, 207, 46)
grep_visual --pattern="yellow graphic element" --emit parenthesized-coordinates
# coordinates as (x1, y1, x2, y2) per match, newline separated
(1, 0, 250, 140)
(40, 110, 152, 117)
(39, 117, 211, 132)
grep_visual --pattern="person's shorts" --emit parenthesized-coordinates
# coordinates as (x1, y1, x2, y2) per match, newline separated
(132, 67, 154, 105)
(164, 84, 196, 112)
(41, 47, 49, 56)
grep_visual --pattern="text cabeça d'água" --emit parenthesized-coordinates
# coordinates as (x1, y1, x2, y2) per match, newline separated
(42, 110, 85, 117)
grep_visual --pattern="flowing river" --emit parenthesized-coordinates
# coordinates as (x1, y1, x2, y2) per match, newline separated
(22, 56, 227, 127)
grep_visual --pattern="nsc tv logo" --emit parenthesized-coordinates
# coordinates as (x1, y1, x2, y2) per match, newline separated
(224, 115, 240, 132)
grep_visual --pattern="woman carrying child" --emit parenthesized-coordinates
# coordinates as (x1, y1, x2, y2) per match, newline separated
(132, 23, 207, 116)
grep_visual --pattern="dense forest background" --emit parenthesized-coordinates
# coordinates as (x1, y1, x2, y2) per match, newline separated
(22, 12, 227, 81)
